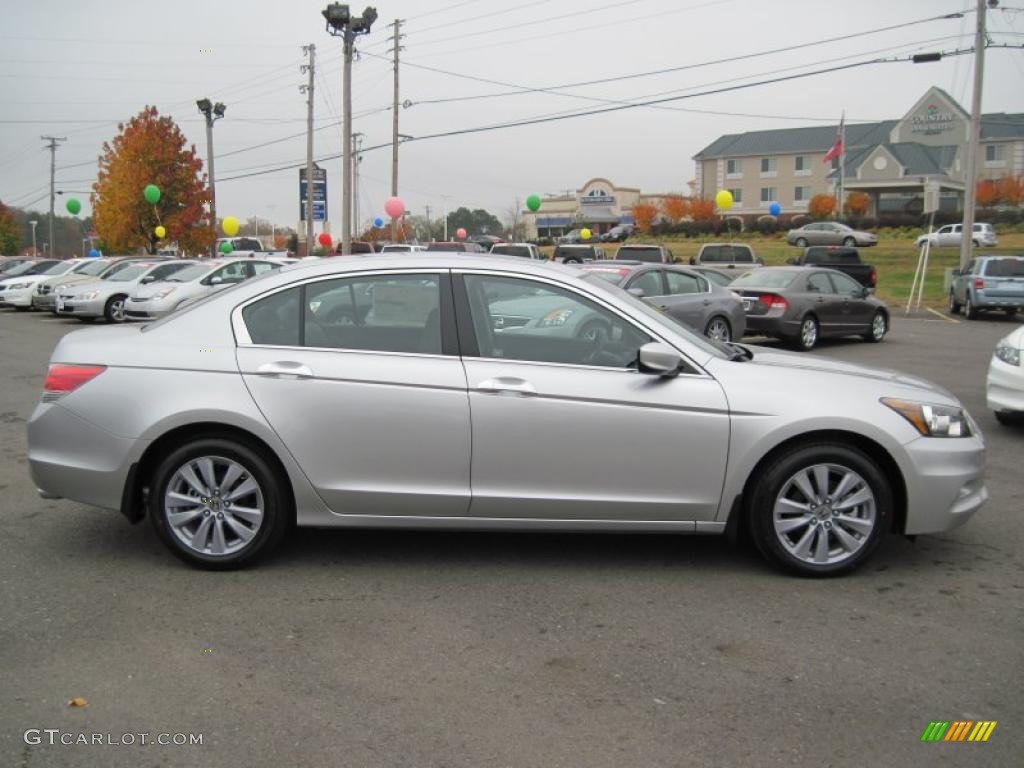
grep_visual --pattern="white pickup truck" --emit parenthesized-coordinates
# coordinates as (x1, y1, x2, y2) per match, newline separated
(216, 237, 289, 258)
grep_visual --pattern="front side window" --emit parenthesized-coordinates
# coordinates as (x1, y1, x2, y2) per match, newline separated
(211, 262, 249, 284)
(464, 275, 651, 369)
(665, 271, 704, 295)
(243, 286, 301, 346)
(626, 270, 664, 297)
(250, 261, 278, 276)
(829, 273, 863, 296)
(807, 273, 835, 294)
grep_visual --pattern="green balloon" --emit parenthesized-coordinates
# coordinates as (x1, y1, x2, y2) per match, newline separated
(526, 194, 541, 212)
(65, 198, 81, 215)
(219, 240, 234, 254)
(143, 184, 161, 204)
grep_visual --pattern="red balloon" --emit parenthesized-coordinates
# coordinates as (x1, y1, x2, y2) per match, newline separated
(456, 227, 467, 240)
(318, 233, 332, 247)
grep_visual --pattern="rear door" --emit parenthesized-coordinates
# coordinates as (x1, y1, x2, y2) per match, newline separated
(805, 271, 843, 333)
(235, 270, 471, 517)
(657, 269, 710, 329)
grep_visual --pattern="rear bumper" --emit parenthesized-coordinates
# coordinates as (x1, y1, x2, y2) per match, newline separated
(972, 292, 1024, 310)
(900, 432, 987, 535)
(987, 357, 1024, 413)
(743, 315, 800, 338)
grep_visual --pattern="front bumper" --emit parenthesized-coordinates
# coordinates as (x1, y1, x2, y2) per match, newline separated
(32, 291, 57, 311)
(55, 295, 106, 318)
(987, 356, 1024, 413)
(125, 298, 171, 321)
(900, 432, 987, 535)
(0, 287, 34, 307)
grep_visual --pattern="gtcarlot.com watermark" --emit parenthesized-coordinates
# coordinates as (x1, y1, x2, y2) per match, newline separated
(24, 729, 203, 746)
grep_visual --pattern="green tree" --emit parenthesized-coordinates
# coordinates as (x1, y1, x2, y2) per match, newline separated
(445, 207, 503, 238)
(0, 201, 22, 255)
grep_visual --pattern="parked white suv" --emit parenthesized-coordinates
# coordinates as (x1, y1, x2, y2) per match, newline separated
(917, 222, 997, 249)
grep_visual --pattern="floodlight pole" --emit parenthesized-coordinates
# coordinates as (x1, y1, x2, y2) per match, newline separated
(197, 98, 226, 256)
(960, 0, 989, 270)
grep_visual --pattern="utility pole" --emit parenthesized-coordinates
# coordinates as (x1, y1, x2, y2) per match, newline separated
(41, 136, 65, 257)
(389, 18, 404, 241)
(301, 44, 316, 256)
(323, 4, 377, 255)
(960, 0, 990, 270)
(352, 132, 363, 236)
(196, 98, 226, 256)
(424, 205, 431, 241)
(30, 220, 38, 256)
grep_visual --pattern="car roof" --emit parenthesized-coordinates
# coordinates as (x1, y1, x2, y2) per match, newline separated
(617, 243, 661, 248)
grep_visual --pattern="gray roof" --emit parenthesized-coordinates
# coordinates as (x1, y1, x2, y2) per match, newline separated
(695, 113, 1024, 159)
(832, 143, 958, 178)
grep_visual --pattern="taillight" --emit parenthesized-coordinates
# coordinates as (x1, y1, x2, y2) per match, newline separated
(757, 293, 789, 311)
(870, 268, 877, 287)
(43, 364, 106, 398)
(974, 278, 984, 290)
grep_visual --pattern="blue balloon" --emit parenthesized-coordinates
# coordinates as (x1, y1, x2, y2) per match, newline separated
(88, 248, 101, 258)
(768, 202, 781, 217)
(373, 217, 384, 228)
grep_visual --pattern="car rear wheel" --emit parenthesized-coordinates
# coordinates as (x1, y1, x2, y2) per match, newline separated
(149, 438, 290, 569)
(863, 311, 887, 342)
(704, 316, 732, 342)
(964, 296, 979, 320)
(842, 237, 856, 247)
(995, 411, 1023, 426)
(948, 290, 961, 314)
(795, 238, 808, 248)
(794, 315, 818, 351)
(104, 294, 127, 323)
(747, 443, 892, 576)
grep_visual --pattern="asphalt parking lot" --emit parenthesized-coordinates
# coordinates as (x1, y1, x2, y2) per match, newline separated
(1, 308, 1021, 768)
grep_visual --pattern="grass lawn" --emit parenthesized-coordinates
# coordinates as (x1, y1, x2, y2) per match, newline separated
(539, 233, 1024, 309)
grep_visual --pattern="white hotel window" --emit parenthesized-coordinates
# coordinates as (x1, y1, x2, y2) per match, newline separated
(760, 157, 778, 178)
(728, 188, 743, 207)
(760, 187, 777, 207)
(794, 155, 811, 176)
(985, 144, 1006, 167)
(726, 159, 742, 178)
(794, 186, 812, 205)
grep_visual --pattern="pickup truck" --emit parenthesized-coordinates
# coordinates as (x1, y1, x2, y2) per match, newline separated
(216, 237, 288, 258)
(787, 245, 877, 289)
(614, 244, 674, 263)
(689, 242, 761, 270)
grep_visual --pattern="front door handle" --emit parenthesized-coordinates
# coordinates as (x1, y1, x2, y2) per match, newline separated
(476, 377, 537, 396)
(257, 361, 313, 379)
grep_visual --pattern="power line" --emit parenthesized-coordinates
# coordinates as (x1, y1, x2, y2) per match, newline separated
(405, 0, 484, 22)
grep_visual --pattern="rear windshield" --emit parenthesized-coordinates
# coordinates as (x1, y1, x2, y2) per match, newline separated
(698, 245, 753, 263)
(490, 245, 533, 258)
(804, 247, 859, 264)
(617, 246, 662, 263)
(984, 258, 1024, 276)
(428, 242, 466, 252)
(579, 266, 630, 285)
(731, 270, 799, 289)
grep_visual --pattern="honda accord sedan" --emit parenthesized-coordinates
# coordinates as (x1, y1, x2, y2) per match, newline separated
(28, 254, 986, 575)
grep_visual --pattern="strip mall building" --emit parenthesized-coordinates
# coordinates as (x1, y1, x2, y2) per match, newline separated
(522, 178, 669, 240)
(693, 87, 1024, 218)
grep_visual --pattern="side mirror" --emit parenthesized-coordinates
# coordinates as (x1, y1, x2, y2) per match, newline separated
(628, 287, 645, 298)
(638, 342, 683, 377)
(950, 268, 960, 276)
(210, 276, 223, 285)
(140, 275, 156, 284)
(860, 286, 871, 298)
(689, 257, 696, 265)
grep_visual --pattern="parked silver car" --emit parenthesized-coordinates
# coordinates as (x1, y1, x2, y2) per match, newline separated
(55, 260, 195, 323)
(948, 255, 1024, 319)
(28, 254, 987, 575)
(786, 222, 878, 248)
(126, 258, 282, 321)
(32, 258, 129, 312)
(917, 222, 997, 249)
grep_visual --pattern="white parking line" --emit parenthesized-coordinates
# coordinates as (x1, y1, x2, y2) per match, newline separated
(925, 307, 960, 324)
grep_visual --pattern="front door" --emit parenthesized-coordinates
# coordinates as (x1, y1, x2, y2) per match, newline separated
(456, 271, 730, 522)
(235, 271, 471, 517)
(829, 272, 875, 329)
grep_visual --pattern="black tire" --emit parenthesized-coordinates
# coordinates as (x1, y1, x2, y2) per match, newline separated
(842, 237, 856, 247)
(972, 239, 980, 248)
(795, 237, 809, 248)
(148, 437, 290, 569)
(995, 411, 1024, 426)
(792, 314, 819, 351)
(948, 290, 961, 315)
(747, 441, 893, 576)
(704, 315, 732, 342)
(14, 305, 30, 312)
(863, 310, 887, 343)
(1006, 308, 1018, 317)
(964, 296, 979, 320)
(104, 294, 128, 323)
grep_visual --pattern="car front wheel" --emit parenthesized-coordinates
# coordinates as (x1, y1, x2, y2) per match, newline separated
(795, 238, 808, 247)
(843, 237, 856, 247)
(104, 294, 128, 323)
(149, 438, 290, 569)
(747, 442, 892, 576)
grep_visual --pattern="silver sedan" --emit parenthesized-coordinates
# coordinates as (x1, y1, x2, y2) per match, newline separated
(786, 222, 878, 248)
(55, 260, 195, 323)
(28, 254, 986, 575)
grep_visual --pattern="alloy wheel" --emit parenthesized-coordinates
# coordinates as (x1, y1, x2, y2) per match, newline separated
(705, 317, 731, 342)
(108, 298, 126, 322)
(800, 317, 818, 349)
(871, 312, 886, 341)
(772, 463, 877, 566)
(163, 455, 264, 557)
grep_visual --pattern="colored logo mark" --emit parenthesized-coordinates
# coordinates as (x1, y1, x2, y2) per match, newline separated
(920, 721, 997, 742)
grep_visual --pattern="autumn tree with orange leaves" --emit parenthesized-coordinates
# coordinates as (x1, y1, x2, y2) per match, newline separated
(996, 176, 1024, 206)
(689, 197, 716, 222)
(632, 203, 659, 234)
(976, 179, 1001, 208)
(92, 106, 213, 255)
(808, 194, 837, 219)
(843, 191, 871, 216)
(660, 195, 689, 224)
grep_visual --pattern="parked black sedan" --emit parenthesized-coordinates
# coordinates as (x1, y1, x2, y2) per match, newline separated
(731, 266, 889, 351)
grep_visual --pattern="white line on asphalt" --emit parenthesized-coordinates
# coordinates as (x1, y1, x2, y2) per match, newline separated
(925, 307, 959, 324)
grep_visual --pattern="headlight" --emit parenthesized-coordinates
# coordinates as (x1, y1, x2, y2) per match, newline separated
(53, 284, 66, 293)
(538, 308, 574, 327)
(881, 398, 972, 438)
(995, 344, 1021, 366)
(8, 282, 30, 289)
(80, 291, 100, 300)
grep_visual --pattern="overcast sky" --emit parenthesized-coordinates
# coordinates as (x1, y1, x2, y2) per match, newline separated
(1, 0, 1022, 232)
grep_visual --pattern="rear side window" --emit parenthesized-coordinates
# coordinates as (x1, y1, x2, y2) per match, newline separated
(665, 271, 704, 294)
(491, 246, 532, 258)
(984, 258, 1024, 277)
(618, 247, 661, 263)
(243, 286, 301, 346)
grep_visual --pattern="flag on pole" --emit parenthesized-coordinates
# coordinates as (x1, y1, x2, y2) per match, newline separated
(823, 116, 845, 163)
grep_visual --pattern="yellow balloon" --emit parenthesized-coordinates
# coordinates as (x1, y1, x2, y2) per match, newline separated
(580, 228, 592, 241)
(222, 216, 240, 236)
(154, 225, 166, 239)
(715, 190, 734, 211)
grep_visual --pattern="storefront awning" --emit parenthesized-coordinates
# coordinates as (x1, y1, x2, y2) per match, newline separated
(577, 207, 619, 223)
(536, 216, 573, 227)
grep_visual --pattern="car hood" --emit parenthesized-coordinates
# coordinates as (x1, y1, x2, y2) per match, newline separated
(0, 274, 45, 287)
(132, 282, 192, 300)
(739, 345, 956, 401)
(997, 325, 1024, 350)
(65, 279, 125, 296)
(43, 272, 98, 289)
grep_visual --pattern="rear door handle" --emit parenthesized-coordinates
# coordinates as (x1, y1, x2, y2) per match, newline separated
(476, 377, 537, 396)
(257, 361, 313, 379)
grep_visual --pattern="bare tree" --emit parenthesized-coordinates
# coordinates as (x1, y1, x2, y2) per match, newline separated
(504, 196, 523, 241)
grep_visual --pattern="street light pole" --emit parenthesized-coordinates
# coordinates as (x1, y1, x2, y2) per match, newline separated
(323, 4, 377, 255)
(197, 98, 226, 257)
(30, 220, 38, 256)
(959, 0, 990, 270)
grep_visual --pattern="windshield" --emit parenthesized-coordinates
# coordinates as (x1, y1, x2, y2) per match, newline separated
(41, 261, 75, 275)
(616, 247, 661, 263)
(732, 270, 799, 289)
(24, 260, 61, 275)
(106, 264, 152, 282)
(163, 263, 212, 282)
(578, 272, 727, 360)
(74, 259, 112, 276)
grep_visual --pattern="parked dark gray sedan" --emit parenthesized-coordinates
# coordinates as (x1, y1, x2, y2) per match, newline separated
(731, 266, 889, 350)
(581, 261, 746, 342)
